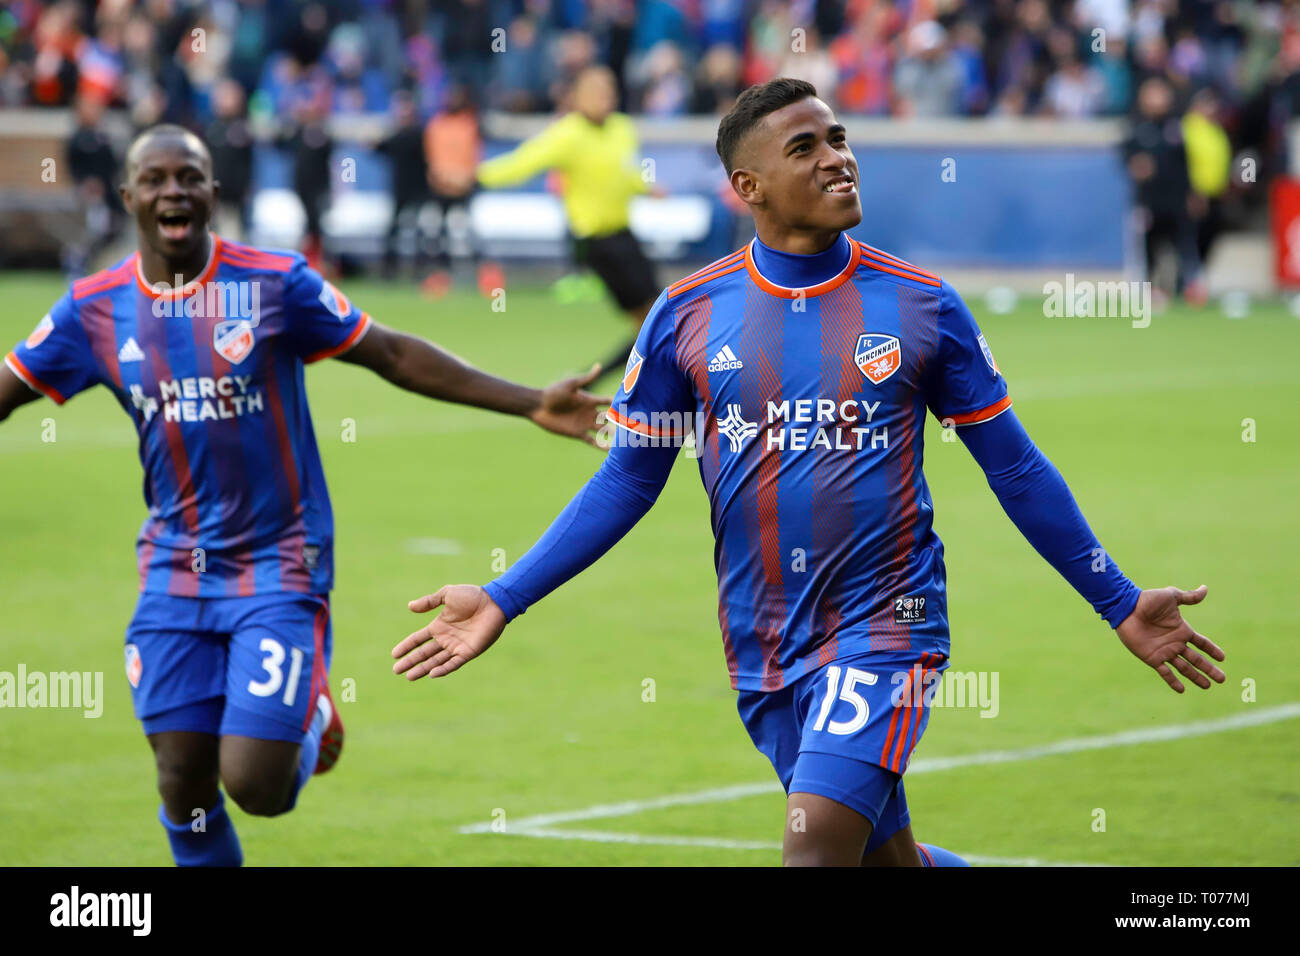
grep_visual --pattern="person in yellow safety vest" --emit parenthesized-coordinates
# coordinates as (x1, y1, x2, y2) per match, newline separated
(476, 65, 666, 379)
(1182, 87, 1233, 269)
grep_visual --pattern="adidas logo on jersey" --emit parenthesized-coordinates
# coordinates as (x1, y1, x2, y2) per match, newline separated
(708, 345, 743, 372)
(118, 337, 145, 362)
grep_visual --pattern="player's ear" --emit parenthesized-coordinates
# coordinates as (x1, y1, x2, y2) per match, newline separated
(730, 168, 762, 208)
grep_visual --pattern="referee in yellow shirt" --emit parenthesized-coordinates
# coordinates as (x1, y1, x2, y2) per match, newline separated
(476, 65, 661, 376)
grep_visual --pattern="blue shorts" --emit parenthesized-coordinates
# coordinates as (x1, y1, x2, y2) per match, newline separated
(738, 651, 948, 850)
(124, 592, 333, 743)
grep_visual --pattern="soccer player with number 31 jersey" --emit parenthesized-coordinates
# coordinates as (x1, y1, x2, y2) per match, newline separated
(0, 125, 608, 866)
(394, 79, 1228, 866)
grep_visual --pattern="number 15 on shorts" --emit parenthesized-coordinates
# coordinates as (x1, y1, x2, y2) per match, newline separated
(812, 666, 876, 736)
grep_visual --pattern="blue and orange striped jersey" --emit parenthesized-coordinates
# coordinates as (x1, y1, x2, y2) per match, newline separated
(4, 236, 371, 597)
(605, 233, 1011, 692)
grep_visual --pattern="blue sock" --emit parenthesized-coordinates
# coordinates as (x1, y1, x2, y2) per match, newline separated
(283, 702, 324, 813)
(159, 793, 243, 867)
(918, 843, 970, 867)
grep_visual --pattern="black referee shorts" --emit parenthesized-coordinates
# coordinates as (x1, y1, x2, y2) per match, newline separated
(574, 228, 659, 312)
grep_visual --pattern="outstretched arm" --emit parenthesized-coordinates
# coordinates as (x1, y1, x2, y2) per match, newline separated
(337, 320, 609, 445)
(957, 409, 1225, 693)
(0, 364, 42, 424)
(393, 435, 679, 679)
(475, 121, 568, 189)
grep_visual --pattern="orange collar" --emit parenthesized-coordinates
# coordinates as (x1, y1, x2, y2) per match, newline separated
(743, 238, 861, 299)
(135, 235, 222, 299)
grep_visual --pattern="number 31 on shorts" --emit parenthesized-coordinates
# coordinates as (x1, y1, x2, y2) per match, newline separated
(812, 665, 876, 736)
(248, 637, 305, 707)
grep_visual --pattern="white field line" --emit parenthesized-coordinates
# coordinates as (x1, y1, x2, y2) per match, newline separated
(460, 704, 1300, 843)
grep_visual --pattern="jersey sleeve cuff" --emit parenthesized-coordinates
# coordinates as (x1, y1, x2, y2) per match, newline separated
(606, 406, 684, 439)
(304, 312, 373, 364)
(483, 581, 524, 622)
(5, 352, 66, 404)
(1101, 581, 1142, 630)
(942, 395, 1012, 427)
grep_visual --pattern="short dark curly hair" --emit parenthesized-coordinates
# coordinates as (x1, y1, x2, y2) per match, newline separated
(715, 78, 819, 174)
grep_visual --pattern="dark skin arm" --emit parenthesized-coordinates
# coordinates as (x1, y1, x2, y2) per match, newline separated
(335, 320, 610, 445)
(0, 365, 41, 423)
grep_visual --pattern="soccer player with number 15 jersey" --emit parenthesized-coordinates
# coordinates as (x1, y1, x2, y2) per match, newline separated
(394, 80, 1228, 866)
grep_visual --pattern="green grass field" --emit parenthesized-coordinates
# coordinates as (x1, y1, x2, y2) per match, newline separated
(0, 271, 1296, 866)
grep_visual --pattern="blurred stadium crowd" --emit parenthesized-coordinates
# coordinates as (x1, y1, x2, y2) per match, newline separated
(1, 1, 1294, 296)
(3, 1, 1297, 121)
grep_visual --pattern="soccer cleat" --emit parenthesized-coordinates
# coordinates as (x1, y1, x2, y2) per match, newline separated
(313, 682, 344, 774)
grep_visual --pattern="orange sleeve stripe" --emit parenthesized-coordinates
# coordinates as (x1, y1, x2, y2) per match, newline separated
(5, 351, 66, 404)
(856, 246, 941, 287)
(305, 313, 373, 363)
(946, 395, 1013, 426)
(606, 406, 682, 437)
(857, 242, 940, 282)
(220, 246, 296, 272)
(72, 261, 133, 300)
(668, 248, 745, 295)
(668, 261, 745, 300)
(858, 256, 941, 288)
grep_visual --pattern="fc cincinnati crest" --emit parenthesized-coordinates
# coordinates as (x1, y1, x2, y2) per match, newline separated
(124, 643, 142, 688)
(26, 314, 54, 349)
(318, 281, 351, 320)
(213, 319, 256, 364)
(622, 346, 644, 395)
(854, 333, 901, 385)
(977, 333, 999, 376)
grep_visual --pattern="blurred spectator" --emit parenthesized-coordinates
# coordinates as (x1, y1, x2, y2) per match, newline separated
(894, 21, 963, 117)
(422, 83, 489, 296)
(64, 93, 121, 275)
(376, 90, 432, 278)
(777, 26, 839, 107)
(632, 40, 690, 116)
(1181, 86, 1232, 267)
(207, 78, 253, 239)
(439, 0, 495, 93)
(1092, 34, 1133, 115)
(829, 4, 896, 116)
(1123, 77, 1204, 302)
(691, 43, 743, 114)
(1043, 50, 1105, 118)
(279, 91, 333, 270)
(494, 14, 552, 113)
(950, 19, 990, 115)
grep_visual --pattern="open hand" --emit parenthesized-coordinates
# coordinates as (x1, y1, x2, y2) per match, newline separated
(530, 363, 612, 447)
(1116, 585, 1225, 693)
(393, 585, 507, 680)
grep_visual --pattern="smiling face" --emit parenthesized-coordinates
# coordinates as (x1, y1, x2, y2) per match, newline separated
(120, 130, 218, 269)
(729, 96, 861, 248)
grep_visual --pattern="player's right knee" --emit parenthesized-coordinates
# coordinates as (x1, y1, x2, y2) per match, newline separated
(153, 750, 220, 821)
